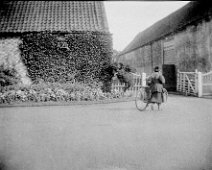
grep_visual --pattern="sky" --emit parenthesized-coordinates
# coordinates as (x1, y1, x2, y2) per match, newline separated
(104, 1, 190, 51)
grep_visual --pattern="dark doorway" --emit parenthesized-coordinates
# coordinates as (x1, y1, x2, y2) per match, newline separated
(162, 64, 176, 91)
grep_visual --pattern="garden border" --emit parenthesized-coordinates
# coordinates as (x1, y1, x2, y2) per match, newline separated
(0, 97, 134, 108)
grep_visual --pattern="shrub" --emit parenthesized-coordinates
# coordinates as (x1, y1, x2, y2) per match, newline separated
(0, 82, 122, 104)
(0, 65, 20, 87)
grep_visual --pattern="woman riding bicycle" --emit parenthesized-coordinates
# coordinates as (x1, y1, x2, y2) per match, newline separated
(146, 66, 166, 110)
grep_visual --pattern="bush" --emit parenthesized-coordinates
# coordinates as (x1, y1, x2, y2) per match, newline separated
(0, 65, 20, 87)
(124, 64, 136, 73)
(0, 82, 123, 104)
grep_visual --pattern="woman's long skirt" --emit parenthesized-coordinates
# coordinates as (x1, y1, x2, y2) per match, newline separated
(149, 91, 163, 104)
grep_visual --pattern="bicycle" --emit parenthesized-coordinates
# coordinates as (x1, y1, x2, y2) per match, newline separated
(135, 86, 168, 111)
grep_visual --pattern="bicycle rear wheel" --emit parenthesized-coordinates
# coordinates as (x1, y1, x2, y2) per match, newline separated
(135, 87, 149, 111)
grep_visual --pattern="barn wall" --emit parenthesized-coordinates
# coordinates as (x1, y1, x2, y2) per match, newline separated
(118, 41, 162, 74)
(0, 38, 32, 85)
(118, 18, 212, 73)
(152, 40, 163, 70)
(118, 45, 153, 74)
(175, 19, 212, 72)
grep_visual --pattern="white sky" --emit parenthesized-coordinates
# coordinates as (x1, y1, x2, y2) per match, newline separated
(104, 1, 190, 51)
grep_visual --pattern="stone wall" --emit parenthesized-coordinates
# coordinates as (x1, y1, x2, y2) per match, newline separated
(0, 38, 32, 85)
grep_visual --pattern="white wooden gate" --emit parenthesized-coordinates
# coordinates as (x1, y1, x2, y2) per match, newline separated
(177, 71, 198, 96)
(111, 72, 146, 96)
(177, 70, 212, 97)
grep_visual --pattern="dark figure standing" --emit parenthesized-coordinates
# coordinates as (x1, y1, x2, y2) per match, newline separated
(99, 62, 116, 93)
(116, 63, 134, 93)
(146, 66, 165, 110)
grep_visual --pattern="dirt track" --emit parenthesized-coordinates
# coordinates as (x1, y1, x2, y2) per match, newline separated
(0, 94, 212, 170)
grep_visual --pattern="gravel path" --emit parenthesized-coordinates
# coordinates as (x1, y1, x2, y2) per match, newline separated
(0, 94, 212, 170)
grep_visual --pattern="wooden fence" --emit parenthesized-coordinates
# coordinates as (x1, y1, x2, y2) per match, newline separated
(177, 70, 212, 97)
(111, 72, 146, 96)
(111, 70, 212, 97)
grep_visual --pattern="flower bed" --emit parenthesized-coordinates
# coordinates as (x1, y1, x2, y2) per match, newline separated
(0, 82, 123, 105)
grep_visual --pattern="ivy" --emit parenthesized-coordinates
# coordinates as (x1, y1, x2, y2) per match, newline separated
(20, 31, 112, 83)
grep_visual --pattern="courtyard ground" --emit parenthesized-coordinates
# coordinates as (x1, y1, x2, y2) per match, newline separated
(0, 94, 212, 170)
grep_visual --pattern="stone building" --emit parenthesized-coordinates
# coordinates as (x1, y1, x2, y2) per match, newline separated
(0, 1, 112, 85)
(118, 1, 212, 75)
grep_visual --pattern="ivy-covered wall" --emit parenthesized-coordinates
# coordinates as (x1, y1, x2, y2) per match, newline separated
(20, 31, 113, 83)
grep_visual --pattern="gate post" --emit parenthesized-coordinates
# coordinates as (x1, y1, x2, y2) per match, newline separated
(142, 72, 146, 87)
(177, 69, 179, 92)
(198, 71, 203, 97)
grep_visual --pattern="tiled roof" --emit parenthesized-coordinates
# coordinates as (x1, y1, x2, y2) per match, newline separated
(120, 1, 212, 56)
(0, 1, 109, 33)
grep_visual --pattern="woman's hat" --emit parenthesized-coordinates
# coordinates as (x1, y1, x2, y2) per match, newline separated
(154, 66, 160, 72)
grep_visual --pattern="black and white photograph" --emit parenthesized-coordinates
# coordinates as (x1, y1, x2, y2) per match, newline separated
(0, 1, 212, 170)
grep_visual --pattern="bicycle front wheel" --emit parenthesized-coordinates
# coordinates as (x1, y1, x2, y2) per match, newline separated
(135, 88, 148, 111)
